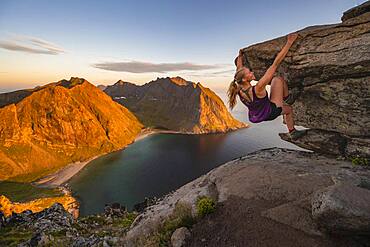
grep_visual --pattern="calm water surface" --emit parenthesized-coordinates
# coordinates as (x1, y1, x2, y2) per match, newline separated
(69, 93, 305, 215)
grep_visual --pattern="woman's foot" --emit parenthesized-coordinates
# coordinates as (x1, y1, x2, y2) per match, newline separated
(289, 129, 307, 140)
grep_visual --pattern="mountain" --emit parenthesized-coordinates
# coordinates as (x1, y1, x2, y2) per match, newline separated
(0, 77, 143, 181)
(104, 77, 246, 133)
(96, 85, 107, 91)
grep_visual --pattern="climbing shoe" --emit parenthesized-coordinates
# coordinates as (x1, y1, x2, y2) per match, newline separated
(289, 129, 307, 140)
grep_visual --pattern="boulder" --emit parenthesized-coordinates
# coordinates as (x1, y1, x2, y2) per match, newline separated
(29, 232, 54, 247)
(30, 203, 75, 233)
(312, 183, 370, 235)
(133, 197, 158, 213)
(104, 202, 127, 217)
(171, 227, 191, 247)
(238, 2, 370, 157)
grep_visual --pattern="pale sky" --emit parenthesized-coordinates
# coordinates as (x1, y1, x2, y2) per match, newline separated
(0, 0, 365, 94)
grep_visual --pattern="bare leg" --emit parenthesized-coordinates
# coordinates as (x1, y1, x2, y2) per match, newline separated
(270, 76, 294, 131)
(282, 105, 294, 131)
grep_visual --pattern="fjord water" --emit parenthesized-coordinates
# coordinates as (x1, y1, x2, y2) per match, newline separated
(69, 93, 304, 216)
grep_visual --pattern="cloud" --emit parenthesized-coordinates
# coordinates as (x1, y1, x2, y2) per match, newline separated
(178, 69, 236, 78)
(92, 61, 222, 73)
(0, 34, 65, 55)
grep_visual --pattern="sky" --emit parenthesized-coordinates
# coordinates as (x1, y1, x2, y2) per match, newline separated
(0, 0, 366, 93)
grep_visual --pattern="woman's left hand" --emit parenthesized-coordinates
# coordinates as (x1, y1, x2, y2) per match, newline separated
(287, 33, 298, 45)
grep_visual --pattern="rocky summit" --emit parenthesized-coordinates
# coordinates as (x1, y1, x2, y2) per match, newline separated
(0, 77, 143, 181)
(238, 1, 370, 158)
(104, 76, 246, 134)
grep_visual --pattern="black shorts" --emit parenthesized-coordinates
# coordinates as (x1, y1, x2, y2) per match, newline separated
(265, 102, 282, 121)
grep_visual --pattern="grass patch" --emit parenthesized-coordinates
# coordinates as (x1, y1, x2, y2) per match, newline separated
(0, 181, 62, 202)
(79, 214, 107, 225)
(0, 226, 33, 247)
(50, 229, 67, 238)
(112, 212, 138, 228)
(196, 196, 216, 217)
(351, 156, 369, 167)
(139, 202, 196, 247)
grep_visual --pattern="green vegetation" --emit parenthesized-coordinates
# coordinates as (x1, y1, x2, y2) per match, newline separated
(112, 212, 138, 228)
(79, 214, 107, 226)
(138, 197, 217, 246)
(0, 181, 62, 202)
(351, 156, 369, 167)
(196, 196, 216, 217)
(139, 202, 196, 247)
(50, 229, 67, 238)
(0, 226, 33, 247)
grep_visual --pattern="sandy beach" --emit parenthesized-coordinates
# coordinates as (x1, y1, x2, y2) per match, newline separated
(34, 127, 246, 188)
(34, 128, 180, 188)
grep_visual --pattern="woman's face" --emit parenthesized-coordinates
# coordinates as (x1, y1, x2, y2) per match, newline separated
(242, 68, 256, 82)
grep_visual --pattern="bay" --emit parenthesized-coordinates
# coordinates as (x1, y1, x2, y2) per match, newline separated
(69, 92, 305, 216)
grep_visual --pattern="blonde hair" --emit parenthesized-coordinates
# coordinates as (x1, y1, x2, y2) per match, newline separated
(227, 68, 245, 110)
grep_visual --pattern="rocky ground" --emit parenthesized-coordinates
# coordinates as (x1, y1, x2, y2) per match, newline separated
(124, 148, 370, 246)
(0, 202, 140, 246)
(185, 196, 357, 247)
(1, 148, 369, 246)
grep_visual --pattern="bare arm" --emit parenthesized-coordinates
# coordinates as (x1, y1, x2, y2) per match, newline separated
(255, 33, 298, 92)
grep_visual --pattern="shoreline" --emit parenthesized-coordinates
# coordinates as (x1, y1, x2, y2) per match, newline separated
(34, 126, 248, 188)
(34, 128, 181, 188)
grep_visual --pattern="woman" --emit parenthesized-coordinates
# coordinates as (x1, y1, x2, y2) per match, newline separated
(227, 33, 305, 140)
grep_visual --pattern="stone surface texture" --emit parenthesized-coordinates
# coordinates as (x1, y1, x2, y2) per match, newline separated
(239, 1, 370, 157)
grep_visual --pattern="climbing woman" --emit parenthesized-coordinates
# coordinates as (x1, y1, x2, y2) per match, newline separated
(227, 33, 305, 140)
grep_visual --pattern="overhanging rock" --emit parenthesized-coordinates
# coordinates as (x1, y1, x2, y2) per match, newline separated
(238, 1, 370, 157)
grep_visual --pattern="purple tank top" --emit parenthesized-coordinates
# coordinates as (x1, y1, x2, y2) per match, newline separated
(238, 86, 271, 123)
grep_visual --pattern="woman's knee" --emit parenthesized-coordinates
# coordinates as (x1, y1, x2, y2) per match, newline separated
(271, 76, 285, 85)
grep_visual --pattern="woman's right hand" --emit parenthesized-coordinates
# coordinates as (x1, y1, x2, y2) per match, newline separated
(287, 33, 298, 45)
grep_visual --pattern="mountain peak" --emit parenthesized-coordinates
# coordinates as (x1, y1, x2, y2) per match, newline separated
(114, 80, 137, 87)
(169, 76, 189, 86)
(115, 80, 126, 85)
(57, 77, 88, 89)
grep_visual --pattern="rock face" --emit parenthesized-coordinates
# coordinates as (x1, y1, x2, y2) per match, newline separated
(312, 183, 370, 235)
(124, 148, 370, 246)
(0, 77, 143, 181)
(280, 129, 370, 157)
(238, 1, 370, 157)
(104, 77, 246, 134)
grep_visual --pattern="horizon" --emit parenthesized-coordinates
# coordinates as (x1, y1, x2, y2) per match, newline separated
(0, 75, 233, 96)
(0, 0, 366, 93)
